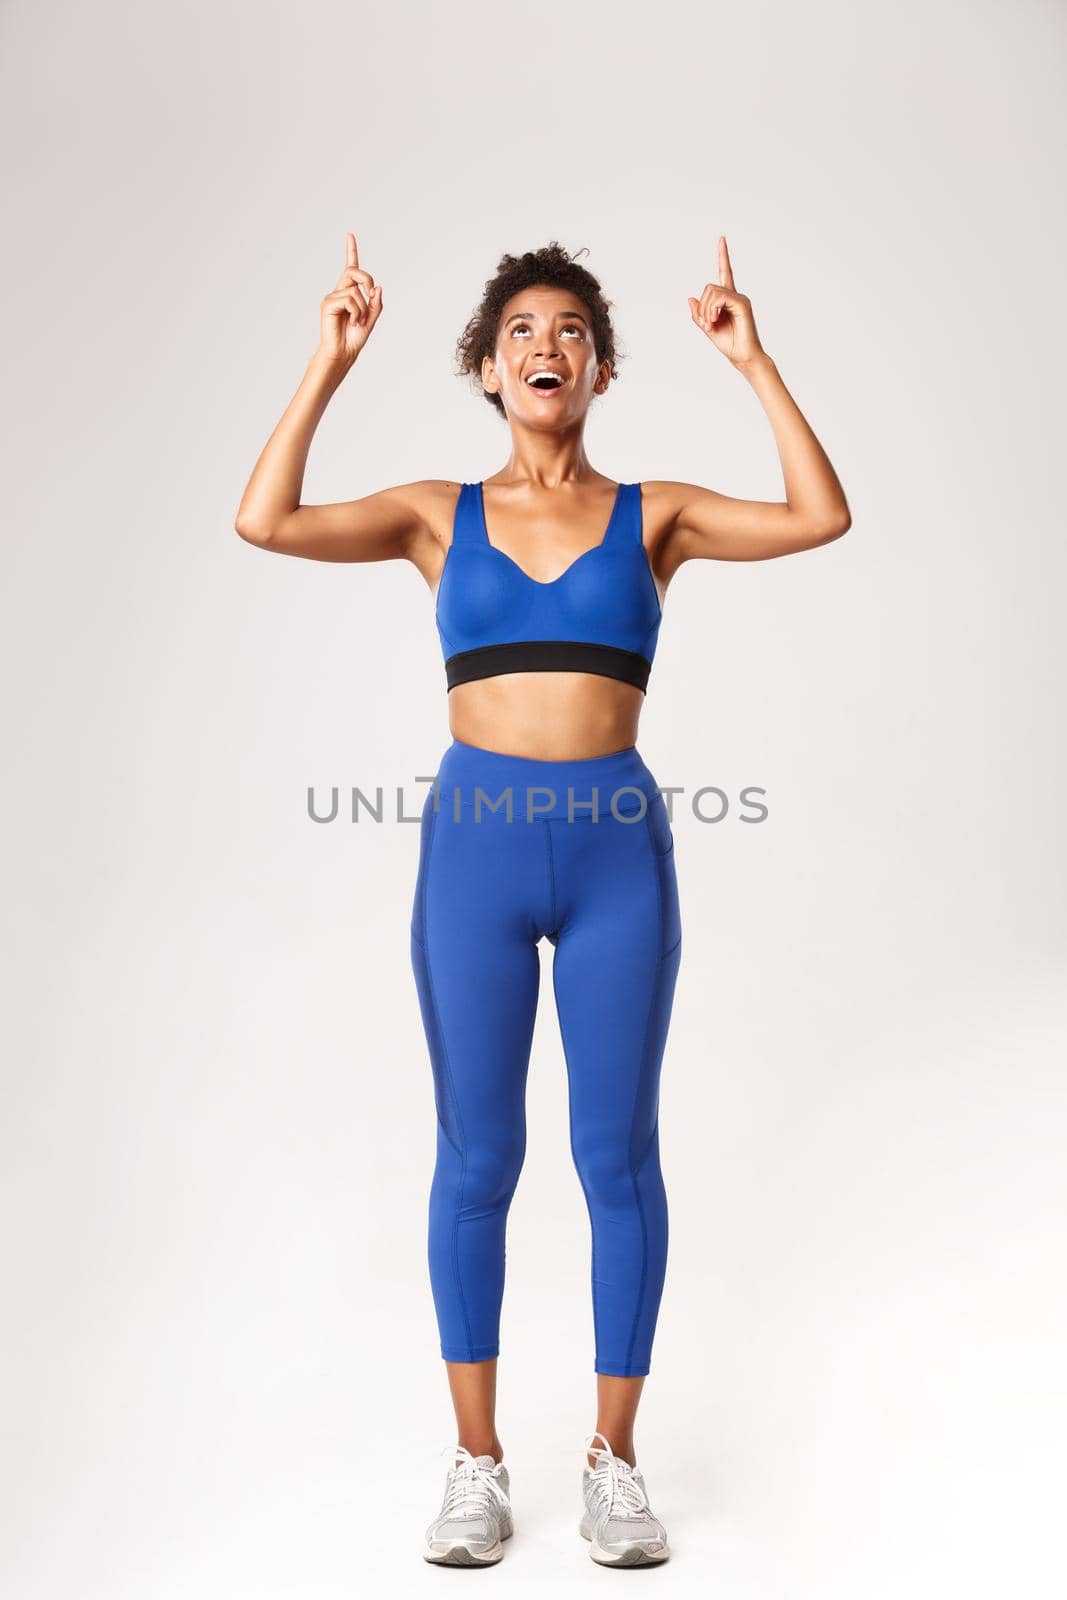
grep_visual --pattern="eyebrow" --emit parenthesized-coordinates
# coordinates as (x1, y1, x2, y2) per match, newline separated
(504, 310, 589, 326)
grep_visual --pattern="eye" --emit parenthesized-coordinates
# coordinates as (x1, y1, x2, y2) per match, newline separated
(509, 321, 585, 338)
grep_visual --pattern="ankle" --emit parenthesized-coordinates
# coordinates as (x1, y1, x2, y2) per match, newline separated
(460, 1438, 504, 1465)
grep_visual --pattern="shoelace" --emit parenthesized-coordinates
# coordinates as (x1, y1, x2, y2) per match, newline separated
(439, 1443, 510, 1517)
(584, 1430, 652, 1518)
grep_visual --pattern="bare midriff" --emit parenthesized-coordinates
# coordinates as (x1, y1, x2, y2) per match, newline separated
(447, 672, 644, 761)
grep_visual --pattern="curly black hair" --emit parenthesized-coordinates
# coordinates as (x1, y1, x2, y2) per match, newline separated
(455, 242, 623, 420)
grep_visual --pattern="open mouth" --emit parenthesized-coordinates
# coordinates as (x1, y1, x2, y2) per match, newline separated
(525, 371, 567, 394)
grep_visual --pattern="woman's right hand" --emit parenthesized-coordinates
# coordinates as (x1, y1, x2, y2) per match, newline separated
(317, 231, 383, 368)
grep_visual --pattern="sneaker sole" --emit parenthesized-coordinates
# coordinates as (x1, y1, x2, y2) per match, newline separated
(423, 1519, 512, 1565)
(423, 1540, 504, 1565)
(579, 1518, 670, 1565)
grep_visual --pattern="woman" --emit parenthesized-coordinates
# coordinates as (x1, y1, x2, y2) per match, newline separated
(235, 234, 851, 1568)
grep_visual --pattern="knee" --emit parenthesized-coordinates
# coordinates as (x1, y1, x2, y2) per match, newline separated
(572, 1134, 644, 1212)
(452, 1129, 526, 1217)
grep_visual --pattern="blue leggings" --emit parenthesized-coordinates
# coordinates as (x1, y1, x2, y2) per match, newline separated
(409, 738, 682, 1376)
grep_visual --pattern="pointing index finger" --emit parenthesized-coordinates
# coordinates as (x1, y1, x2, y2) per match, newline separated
(719, 235, 735, 291)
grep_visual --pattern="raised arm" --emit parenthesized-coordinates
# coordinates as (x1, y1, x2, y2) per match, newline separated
(649, 237, 851, 582)
(234, 231, 427, 564)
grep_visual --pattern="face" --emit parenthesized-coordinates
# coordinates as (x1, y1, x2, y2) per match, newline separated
(481, 285, 610, 423)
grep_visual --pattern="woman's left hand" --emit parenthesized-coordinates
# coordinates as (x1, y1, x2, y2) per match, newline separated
(688, 237, 765, 367)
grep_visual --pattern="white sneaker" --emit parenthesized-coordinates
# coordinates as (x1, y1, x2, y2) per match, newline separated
(579, 1430, 670, 1565)
(423, 1443, 514, 1565)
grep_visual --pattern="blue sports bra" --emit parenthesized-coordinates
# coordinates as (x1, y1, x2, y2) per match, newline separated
(435, 480, 663, 693)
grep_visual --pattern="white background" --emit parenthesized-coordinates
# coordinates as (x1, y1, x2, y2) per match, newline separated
(2, 0, 1064, 1593)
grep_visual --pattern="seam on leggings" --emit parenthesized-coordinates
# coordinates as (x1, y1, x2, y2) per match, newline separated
(623, 816, 678, 1371)
(553, 955, 599, 1346)
(421, 804, 474, 1354)
(412, 794, 437, 952)
(542, 819, 558, 935)
(632, 934, 681, 1175)
(413, 795, 435, 949)
(417, 804, 451, 1140)
(624, 950, 661, 1373)
(642, 806, 667, 956)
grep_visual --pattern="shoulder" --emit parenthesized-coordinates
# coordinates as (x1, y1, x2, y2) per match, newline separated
(633, 480, 694, 550)
(365, 478, 465, 554)
(401, 477, 465, 525)
(401, 479, 469, 586)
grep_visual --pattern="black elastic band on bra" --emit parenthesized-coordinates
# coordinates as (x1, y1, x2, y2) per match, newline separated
(445, 639, 651, 694)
